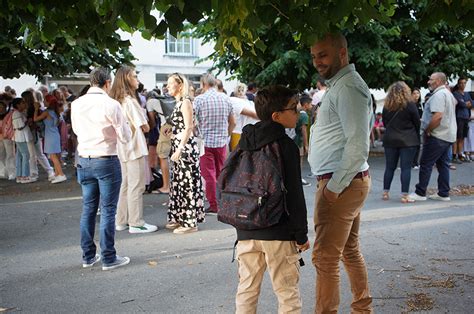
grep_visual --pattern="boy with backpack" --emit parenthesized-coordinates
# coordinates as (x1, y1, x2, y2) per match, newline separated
(218, 85, 309, 313)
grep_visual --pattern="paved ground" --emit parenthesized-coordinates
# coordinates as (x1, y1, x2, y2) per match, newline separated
(0, 156, 473, 313)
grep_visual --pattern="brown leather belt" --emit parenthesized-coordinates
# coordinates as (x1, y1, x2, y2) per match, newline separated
(316, 170, 369, 181)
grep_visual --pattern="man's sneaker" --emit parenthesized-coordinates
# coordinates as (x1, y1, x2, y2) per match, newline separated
(51, 175, 67, 184)
(302, 179, 312, 187)
(116, 224, 129, 231)
(205, 207, 218, 216)
(83, 254, 101, 268)
(173, 226, 198, 234)
(408, 193, 427, 202)
(428, 194, 451, 201)
(129, 223, 158, 234)
(102, 256, 130, 271)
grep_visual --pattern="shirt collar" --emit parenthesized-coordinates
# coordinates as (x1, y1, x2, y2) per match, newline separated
(326, 64, 355, 88)
(433, 85, 446, 94)
(87, 86, 108, 95)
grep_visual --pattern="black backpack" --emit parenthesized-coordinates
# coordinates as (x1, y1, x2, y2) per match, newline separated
(145, 168, 164, 193)
(157, 95, 176, 123)
(217, 141, 288, 230)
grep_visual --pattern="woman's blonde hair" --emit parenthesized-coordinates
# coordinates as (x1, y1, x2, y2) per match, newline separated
(384, 81, 411, 112)
(109, 66, 138, 104)
(234, 83, 247, 98)
(168, 73, 190, 100)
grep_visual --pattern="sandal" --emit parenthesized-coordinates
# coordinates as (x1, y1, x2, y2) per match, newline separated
(382, 191, 389, 201)
(401, 195, 415, 203)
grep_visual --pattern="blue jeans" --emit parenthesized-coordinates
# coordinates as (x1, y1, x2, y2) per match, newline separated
(15, 141, 30, 177)
(77, 156, 122, 264)
(415, 136, 451, 197)
(383, 146, 417, 194)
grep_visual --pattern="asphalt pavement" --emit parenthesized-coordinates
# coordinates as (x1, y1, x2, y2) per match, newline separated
(0, 155, 473, 313)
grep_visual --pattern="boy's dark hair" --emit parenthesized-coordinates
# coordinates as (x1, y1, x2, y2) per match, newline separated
(300, 94, 312, 105)
(255, 85, 298, 121)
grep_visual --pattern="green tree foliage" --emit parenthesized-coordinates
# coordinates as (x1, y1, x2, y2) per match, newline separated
(1, 0, 473, 82)
(194, 1, 473, 90)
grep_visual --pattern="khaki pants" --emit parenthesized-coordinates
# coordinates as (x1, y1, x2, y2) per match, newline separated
(312, 176, 373, 314)
(116, 157, 146, 227)
(236, 240, 302, 314)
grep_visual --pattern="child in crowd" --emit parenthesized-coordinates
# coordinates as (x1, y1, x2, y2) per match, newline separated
(373, 112, 385, 142)
(234, 85, 309, 313)
(11, 98, 35, 183)
(293, 94, 312, 186)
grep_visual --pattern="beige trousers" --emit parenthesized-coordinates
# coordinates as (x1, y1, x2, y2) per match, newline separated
(312, 176, 373, 314)
(236, 240, 302, 314)
(116, 156, 146, 227)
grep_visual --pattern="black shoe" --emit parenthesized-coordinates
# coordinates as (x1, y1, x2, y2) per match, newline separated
(452, 157, 462, 164)
(205, 207, 218, 216)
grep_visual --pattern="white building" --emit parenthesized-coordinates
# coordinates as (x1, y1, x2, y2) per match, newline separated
(0, 31, 235, 95)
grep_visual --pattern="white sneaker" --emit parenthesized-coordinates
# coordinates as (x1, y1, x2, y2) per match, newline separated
(301, 179, 311, 187)
(116, 224, 129, 231)
(29, 176, 38, 183)
(408, 193, 427, 202)
(428, 194, 451, 201)
(21, 177, 33, 184)
(129, 223, 158, 234)
(51, 175, 67, 184)
(48, 172, 56, 181)
(8, 175, 16, 181)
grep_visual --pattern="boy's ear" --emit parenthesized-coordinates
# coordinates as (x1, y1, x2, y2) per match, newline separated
(271, 112, 280, 123)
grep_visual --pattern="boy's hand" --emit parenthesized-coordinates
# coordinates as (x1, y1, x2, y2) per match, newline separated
(297, 240, 310, 252)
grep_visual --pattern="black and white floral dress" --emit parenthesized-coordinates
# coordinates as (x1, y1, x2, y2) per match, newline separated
(168, 99, 205, 227)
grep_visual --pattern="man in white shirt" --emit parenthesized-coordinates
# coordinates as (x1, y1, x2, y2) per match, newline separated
(71, 68, 132, 271)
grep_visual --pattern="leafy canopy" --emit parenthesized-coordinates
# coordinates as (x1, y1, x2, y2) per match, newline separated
(1, 0, 473, 81)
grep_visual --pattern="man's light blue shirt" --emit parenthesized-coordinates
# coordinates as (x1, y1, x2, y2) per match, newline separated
(421, 85, 457, 143)
(308, 64, 372, 194)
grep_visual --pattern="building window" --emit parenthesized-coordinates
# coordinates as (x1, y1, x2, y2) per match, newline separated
(165, 32, 194, 56)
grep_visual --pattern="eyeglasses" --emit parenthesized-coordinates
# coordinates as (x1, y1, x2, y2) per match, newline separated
(279, 106, 298, 113)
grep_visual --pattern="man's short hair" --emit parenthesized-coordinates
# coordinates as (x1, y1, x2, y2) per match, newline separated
(201, 73, 216, 87)
(90, 67, 111, 88)
(254, 85, 298, 121)
(433, 72, 447, 84)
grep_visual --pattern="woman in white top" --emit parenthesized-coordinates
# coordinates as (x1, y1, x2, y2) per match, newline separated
(229, 83, 259, 151)
(11, 98, 35, 183)
(110, 66, 157, 234)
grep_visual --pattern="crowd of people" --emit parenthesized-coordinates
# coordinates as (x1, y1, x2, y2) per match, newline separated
(1, 30, 472, 313)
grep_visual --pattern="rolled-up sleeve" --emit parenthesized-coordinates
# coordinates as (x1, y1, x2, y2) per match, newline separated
(326, 84, 371, 194)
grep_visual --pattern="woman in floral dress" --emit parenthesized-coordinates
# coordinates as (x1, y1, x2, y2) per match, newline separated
(165, 73, 205, 234)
